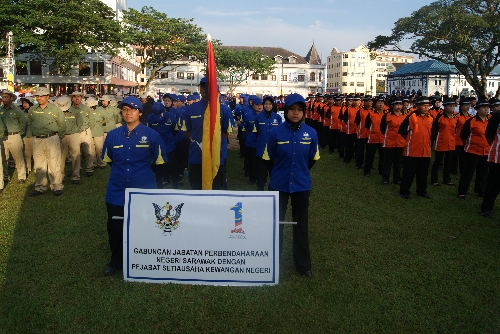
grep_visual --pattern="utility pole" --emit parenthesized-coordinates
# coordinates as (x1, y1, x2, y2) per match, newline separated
(3, 31, 15, 91)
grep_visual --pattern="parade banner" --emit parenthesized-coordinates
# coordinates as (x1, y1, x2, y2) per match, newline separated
(123, 189, 280, 286)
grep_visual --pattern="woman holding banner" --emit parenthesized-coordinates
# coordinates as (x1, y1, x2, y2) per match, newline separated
(264, 93, 320, 278)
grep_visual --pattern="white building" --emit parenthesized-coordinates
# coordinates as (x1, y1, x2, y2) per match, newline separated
(326, 45, 414, 95)
(387, 60, 500, 97)
(147, 44, 326, 97)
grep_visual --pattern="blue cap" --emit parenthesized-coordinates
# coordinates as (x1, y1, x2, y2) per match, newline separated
(253, 97, 263, 105)
(192, 92, 200, 96)
(187, 94, 194, 101)
(152, 102, 165, 115)
(284, 93, 306, 109)
(178, 95, 187, 102)
(118, 96, 143, 111)
(170, 94, 180, 101)
(199, 77, 207, 85)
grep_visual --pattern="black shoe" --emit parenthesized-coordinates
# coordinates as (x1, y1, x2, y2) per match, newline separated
(29, 190, 44, 197)
(177, 181, 184, 186)
(72, 180, 80, 184)
(99, 165, 107, 169)
(401, 194, 410, 199)
(299, 270, 312, 278)
(66, 172, 73, 177)
(364, 173, 370, 177)
(481, 211, 491, 218)
(103, 266, 118, 277)
(54, 190, 63, 196)
(86, 172, 93, 177)
(18, 179, 26, 184)
(419, 193, 432, 199)
(458, 194, 466, 200)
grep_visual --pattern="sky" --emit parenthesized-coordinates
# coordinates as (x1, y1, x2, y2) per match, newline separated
(126, 0, 433, 60)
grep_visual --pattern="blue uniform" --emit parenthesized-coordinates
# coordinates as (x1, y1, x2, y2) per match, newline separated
(102, 123, 167, 206)
(255, 111, 282, 157)
(264, 122, 320, 193)
(184, 100, 230, 165)
(146, 111, 177, 153)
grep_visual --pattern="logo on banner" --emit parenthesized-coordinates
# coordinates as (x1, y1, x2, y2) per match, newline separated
(152, 202, 184, 235)
(229, 202, 246, 239)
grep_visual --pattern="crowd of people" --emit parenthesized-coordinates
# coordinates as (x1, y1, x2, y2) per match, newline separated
(2, 82, 500, 278)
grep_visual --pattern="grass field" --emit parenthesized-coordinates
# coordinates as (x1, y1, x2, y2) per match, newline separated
(1, 146, 499, 333)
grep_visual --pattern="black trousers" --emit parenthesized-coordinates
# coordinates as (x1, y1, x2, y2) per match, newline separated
(175, 139, 189, 177)
(481, 162, 500, 212)
(318, 124, 328, 148)
(237, 127, 245, 157)
(344, 133, 357, 163)
(245, 147, 257, 183)
(430, 150, 454, 184)
(451, 145, 465, 175)
(256, 157, 273, 191)
(106, 203, 124, 269)
(382, 147, 403, 184)
(364, 143, 384, 175)
(329, 129, 339, 153)
(338, 132, 346, 158)
(188, 163, 226, 190)
(400, 156, 430, 196)
(458, 152, 488, 196)
(270, 187, 311, 273)
(355, 138, 368, 168)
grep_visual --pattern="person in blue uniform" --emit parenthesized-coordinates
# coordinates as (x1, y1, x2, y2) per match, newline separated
(184, 77, 230, 190)
(101, 96, 168, 276)
(263, 93, 320, 278)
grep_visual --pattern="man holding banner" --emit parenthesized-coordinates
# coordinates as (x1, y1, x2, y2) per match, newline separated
(184, 37, 231, 190)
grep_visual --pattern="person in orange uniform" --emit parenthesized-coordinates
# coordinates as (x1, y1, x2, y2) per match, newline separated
(310, 93, 322, 132)
(398, 96, 434, 199)
(481, 98, 500, 217)
(321, 95, 333, 150)
(430, 96, 458, 186)
(305, 94, 314, 127)
(429, 95, 443, 119)
(354, 95, 373, 170)
(458, 97, 491, 199)
(451, 97, 472, 175)
(338, 96, 348, 159)
(342, 94, 359, 164)
(380, 96, 406, 184)
(328, 95, 342, 154)
(363, 95, 385, 177)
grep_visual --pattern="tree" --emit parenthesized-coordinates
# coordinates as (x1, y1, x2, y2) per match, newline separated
(214, 47, 276, 95)
(121, 7, 208, 90)
(0, 0, 123, 74)
(368, 0, 500, 97)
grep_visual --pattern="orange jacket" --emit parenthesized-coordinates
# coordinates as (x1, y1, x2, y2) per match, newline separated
(461, 115, 490, 156)
(311, 102, 322, 121)
(486, 112, 500, 163)
(381, 112, 406, 148)
(399, 112, 433, 157)
(306, 101, 314, 119)
(322, 105, 332, 127)
(339, 106, 347, 133)
(365, 112, 385, 144)
(355, 108, 372, 139)
(433, 113, 458, 152)
(455, 113, 472, 147)
(329, 105, 341, 130)
(429, 107, 443, 119)
(344, 106, 359, 135)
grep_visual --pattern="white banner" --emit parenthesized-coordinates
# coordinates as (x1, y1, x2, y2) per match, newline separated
(123, 189, 280, 286)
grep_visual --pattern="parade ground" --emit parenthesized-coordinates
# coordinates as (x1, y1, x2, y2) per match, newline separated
(1, 146, 499, 333)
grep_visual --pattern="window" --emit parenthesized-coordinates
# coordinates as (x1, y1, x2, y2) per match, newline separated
(79, 62, 90, 76)
(298, 75, 305, 82)
(252, 74, 259, 80)
(288, 56, 296, 64)
(92, 61, 104, 76)
(16, 61, 28, 75)
(358, 62, 365, 67)
(48, 63, 69, 76)
(343, 54, 349, 58)
(261, 75, 268, 80)
(309, 73, 315, 81)
(350, 82, 354, 86)
(357, 82, 364, 87)
(187, 73, 195, 80)
(281, 75, 287, 81)
(155, 72, 168, 79)
(434, 79, 441, 85)
(271, 75, 276, 81)
(351, 62, 356, 67)
(342, 82, 347, 86)
(357, 73, 364, 77)
(319, 73, 322, 82)
(342, 62, 348, 67)
(177, 72, 184, 79)
(30, 60, 42, 75)
(342, 72, 347, 76)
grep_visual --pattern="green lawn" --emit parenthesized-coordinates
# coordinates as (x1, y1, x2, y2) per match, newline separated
(1, 148, 499, 333)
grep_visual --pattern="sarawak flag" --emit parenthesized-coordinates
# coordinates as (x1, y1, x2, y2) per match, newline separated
(202, 36, 221, 190)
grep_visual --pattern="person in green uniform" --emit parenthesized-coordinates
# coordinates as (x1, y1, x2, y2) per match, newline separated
(56, 95, 81, 184)
(69, 91, 95, 177)
(0, 90, 27, 183)
(86, 97, 107, 169)
(96, 95, 117, 139)
(27, 87, 66, 196)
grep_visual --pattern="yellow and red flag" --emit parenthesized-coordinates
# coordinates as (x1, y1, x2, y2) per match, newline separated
(201, 36, 221, 190)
